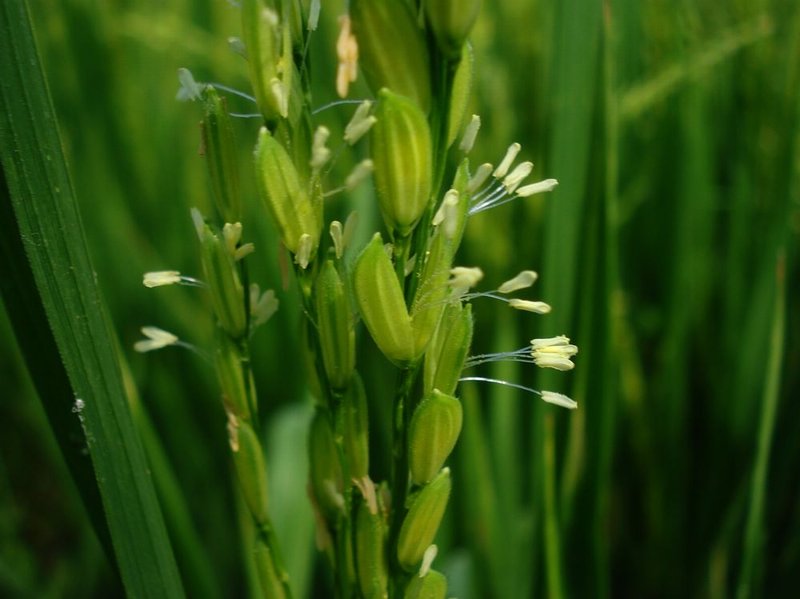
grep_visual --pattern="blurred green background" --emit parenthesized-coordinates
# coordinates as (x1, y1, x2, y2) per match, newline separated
(1, 0, 798, 597)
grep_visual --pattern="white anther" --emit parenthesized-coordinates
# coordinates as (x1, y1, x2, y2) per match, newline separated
(143, 271, 182, 288)
(508, 299, 551, 314)
(134, 326, 179, 353)
(493, 143, 521, 179)
(516, 178, 559, 197)
(330, 221, 344, 259)
(503, 161, 533, 193)
(459, 115, 481, 153)
(308, 0, 321, 31)
(345, 159, 374, 190)
(311, 126, 332, 171)
(295, 234, 313, 269)
(497, 270, 538, 294)
(541, 390, 578, 410)
(419, 544, 438, 578)
(468, 163, 493, 194)
(449, 266, 484, 289)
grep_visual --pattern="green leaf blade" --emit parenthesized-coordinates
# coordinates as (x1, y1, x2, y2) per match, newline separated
(0, 2, 185, 596)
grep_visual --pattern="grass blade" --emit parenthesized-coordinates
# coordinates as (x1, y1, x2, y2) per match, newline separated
(0, 2, 184, 596)
(737, 251, 787, 598)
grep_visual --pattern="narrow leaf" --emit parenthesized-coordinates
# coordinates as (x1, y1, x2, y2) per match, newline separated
(0, 2, 185, 596)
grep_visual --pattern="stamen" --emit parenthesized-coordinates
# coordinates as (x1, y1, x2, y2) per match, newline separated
(324, 156, 371, 199)
(516, 178, 559, 198)
(311, 126, 332, 172)
(295, 234, 313, 269)
(532, 355, 575, 371)
(270, 78, 289, 118)
(498, 270, 538, 293)
(467, 163, 494, 194)
(344, 101, 376, 144)
(541, 391, 578, 409)
(223, 222, 243, 256)
(345, 159, 374, 190)
(134, 326, 179, 353)
(336, 15, 359, 98)
(508, 299, 551, 314)
(250, 284, 279, 328)
(221, 223, 254, 261)
(530, 335, 578, 371)
(463, 347, 534, 369)
(449, 266, 484, 289)
(308, 0, 321, 31)
(459, 115, 481, 153)
(432, 189, 459, 226)
(419, 545, 438, 578)
(469, 183, 508, 214)
(330, 221, 344, 259)
(531, 335, 576, 349)
(459, 377, 578, 409)
(503, 161, 533, 192)
(234, 243, 255, 261)
(176, 68, 205, 102)
(143, 271, 181, 288)
(493, 143, 521, 179)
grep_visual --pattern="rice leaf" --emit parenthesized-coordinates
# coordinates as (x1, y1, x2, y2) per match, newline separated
(0, 2, 184, 596)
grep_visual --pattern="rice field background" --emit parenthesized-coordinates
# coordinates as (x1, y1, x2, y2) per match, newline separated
(1, 0, 798, 597)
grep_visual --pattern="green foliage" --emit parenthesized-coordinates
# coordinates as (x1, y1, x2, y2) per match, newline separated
(1, 0, 798, 597)
(0, 2, 184, 596)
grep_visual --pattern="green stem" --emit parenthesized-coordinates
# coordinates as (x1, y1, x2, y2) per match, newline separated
(296, 264, 356, 599)
(388, 363, 421, 597)
(333, 399, 355, 599)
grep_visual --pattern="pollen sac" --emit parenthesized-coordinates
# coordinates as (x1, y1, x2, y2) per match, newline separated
(403, 570, 448, 599)
(445, 159, 472, 248)
(408, 390, 463, 486)
(241, 0, 282, 121)
(309, 411, 344, 519)
(353, 233, 415, 366)
(424, 302, 473, 396)
(201, 88, 241, 224)
(315, 260, 356, 390)
(254, 127, 321, 257)
(196, 219, 247, 339)
(214, 331, 253, 422)
(371, 89, 433, 237)
(342, 373, 370, 481)
(397, 468, 452, 571)
(232, 420, 270, 526)
(424, 0, 482, 59)
(355, 498, 389, 599)
(350, 0, 431, 112)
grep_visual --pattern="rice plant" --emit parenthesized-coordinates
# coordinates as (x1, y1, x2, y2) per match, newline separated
(1, 0, 798, 598)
